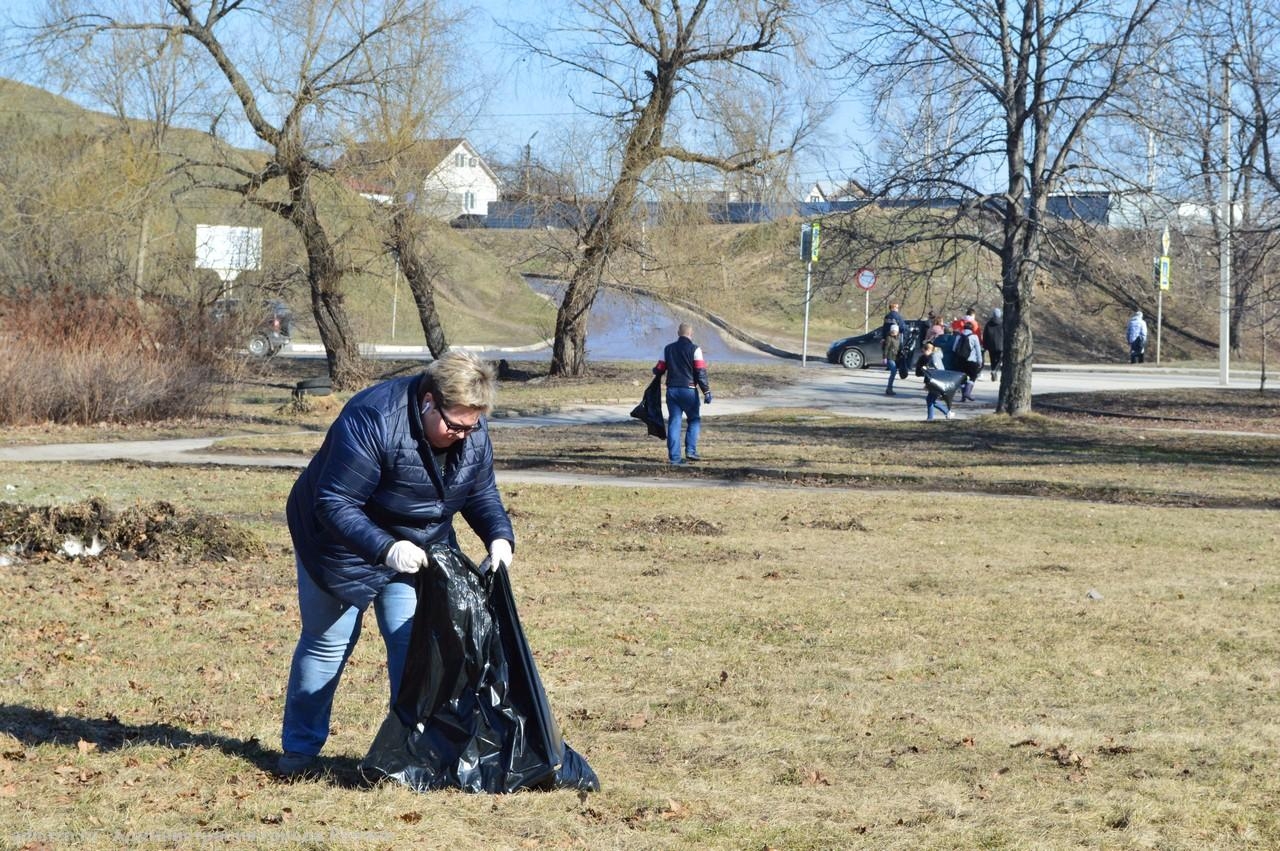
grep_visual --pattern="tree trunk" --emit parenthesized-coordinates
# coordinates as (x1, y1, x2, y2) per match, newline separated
(133, 206, 150, 305)
(290, 177, 365, 389)
(550, 248, 608, 375)
(997, 275, 1033, 415)
(391, 207, 449, 358)
(996, 209, 1037, 415)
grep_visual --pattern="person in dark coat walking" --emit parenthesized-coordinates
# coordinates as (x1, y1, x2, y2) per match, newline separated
(983, 308, 1005, 381)
(654, 322, 712, 465)
(276, 350, 515, 777)
(882, 323, 901, 395)
(883, 302, 906, 336)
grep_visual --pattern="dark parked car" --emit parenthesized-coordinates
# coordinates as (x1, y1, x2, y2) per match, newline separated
(212, 297, 294, 357)
(449, 213, 487, 229)
(827, 319, 929, 370)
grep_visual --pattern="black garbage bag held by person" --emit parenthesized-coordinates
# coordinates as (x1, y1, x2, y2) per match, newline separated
(630, 374, 667, 439)
(361, 544, 599, 793)
(924, 369, 966, 407)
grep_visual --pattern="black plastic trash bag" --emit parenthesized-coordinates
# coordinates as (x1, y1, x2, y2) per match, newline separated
(923, 369, 965, 405)
(630, 374, 667, 439)
(361, 544, 599, 794)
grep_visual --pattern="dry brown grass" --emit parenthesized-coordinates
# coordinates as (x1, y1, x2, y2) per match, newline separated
(1, 368, 1277, 849)
(0, 476, 1274, 849)
(1, 424, 1279, 849)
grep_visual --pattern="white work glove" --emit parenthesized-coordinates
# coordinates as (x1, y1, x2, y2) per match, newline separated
(488, 539, 513, 572)
(385, 540, 428, 574)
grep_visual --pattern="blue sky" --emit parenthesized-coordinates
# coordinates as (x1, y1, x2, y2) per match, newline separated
(463, 0, 864, 186)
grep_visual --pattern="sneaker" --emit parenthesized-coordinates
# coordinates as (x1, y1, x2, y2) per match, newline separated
(274, 751, 319, 778)
(885, 390, 896, 396)
(670, 459, 685, 466)
(686, 453, 701, 461)
(945, 410, 954, 420)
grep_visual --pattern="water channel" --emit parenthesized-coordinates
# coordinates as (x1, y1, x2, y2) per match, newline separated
(513, 278, 782, 365)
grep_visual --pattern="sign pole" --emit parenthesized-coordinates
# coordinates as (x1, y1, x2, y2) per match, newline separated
(802, 261, 812, 367)
(1156, 289, 1163, 364)
(854, 267, 878, 333)
(799, 221, 821, 367)
(391, 259, 400, 340)
(1157, 226, 1171, 364)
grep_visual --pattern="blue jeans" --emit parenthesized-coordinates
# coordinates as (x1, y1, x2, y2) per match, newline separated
(885, 360, 897, 392)
(666, 386, 701, 462)
(926, 390, 950, 420)
(281, 558, 417, 756)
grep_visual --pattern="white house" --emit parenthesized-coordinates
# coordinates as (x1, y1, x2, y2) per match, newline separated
(340, 137, 501, 221)
(803, 178, 869, 204)
(414, 138, 501, 221)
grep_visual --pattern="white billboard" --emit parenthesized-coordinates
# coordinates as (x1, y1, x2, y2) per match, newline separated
(195, 225, 262, 282)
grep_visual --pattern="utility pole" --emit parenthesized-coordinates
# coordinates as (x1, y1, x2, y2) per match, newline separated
(1219, 54, 1232, 385)
(523, 131, 538, 198)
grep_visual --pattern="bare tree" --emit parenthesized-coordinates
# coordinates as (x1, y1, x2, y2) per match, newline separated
(832, 0, 1174, 414)
(1220, 0, 1280, 376)
(32, 0, 457, 389)
(64, 26, 205, 303)
(1117, 0, 1280, 374)
(336, 4, 480, 358)
(517, 0, 815, 377)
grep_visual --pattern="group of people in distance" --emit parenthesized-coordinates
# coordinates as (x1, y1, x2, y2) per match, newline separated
(880, 303, 1005, 421)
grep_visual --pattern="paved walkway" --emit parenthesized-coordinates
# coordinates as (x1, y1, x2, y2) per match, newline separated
(0, 365, 1267, 474)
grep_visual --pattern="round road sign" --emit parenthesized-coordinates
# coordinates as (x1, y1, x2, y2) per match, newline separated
(855, 267, 877, 291)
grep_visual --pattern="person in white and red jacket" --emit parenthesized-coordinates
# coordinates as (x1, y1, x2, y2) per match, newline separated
(653, 322, 712, 466)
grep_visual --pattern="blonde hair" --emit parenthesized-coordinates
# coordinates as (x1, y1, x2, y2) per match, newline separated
(421, 350, 497, 412)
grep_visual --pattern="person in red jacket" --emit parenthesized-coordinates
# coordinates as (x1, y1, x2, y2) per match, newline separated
(653, 323, 712, 465)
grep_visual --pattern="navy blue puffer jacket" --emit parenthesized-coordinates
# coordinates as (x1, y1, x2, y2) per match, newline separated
(286, 374, 514, 609)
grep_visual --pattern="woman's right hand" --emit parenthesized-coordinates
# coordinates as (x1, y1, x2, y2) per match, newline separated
(385, 540, 428, 574)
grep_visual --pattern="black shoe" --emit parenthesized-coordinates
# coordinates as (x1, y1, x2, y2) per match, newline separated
(274, 752, 319, 778)
(686, 453, 701, 461)
(885, 390, 896, 396)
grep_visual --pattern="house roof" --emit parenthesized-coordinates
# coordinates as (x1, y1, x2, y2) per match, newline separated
(807, 178, 869, 202)
(336, 137, 499, 196)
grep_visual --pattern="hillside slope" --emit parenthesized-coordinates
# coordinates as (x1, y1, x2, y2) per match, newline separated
(464, 222, 1226, 365)
(0, 77, 551, 349)
(0, 78, 1234, 363)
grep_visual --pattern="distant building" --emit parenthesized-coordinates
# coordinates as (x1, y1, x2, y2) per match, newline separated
(803, 179, 869, 204)
(338, 137, 500, 223)
(1046, 189, 1112, 224)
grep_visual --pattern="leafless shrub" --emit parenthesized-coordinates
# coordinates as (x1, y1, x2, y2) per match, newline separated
(0, 287, 225, 424)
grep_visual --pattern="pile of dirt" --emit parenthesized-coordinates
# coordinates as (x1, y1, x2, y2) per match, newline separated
(0, 498, 266, 562)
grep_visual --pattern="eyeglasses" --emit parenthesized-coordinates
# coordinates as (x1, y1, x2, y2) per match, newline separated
(436, 406, 481, 436)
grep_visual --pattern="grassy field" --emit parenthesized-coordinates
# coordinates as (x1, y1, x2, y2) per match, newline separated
(0, 466, 1277, 849)
(1, 367, 1278, 849)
